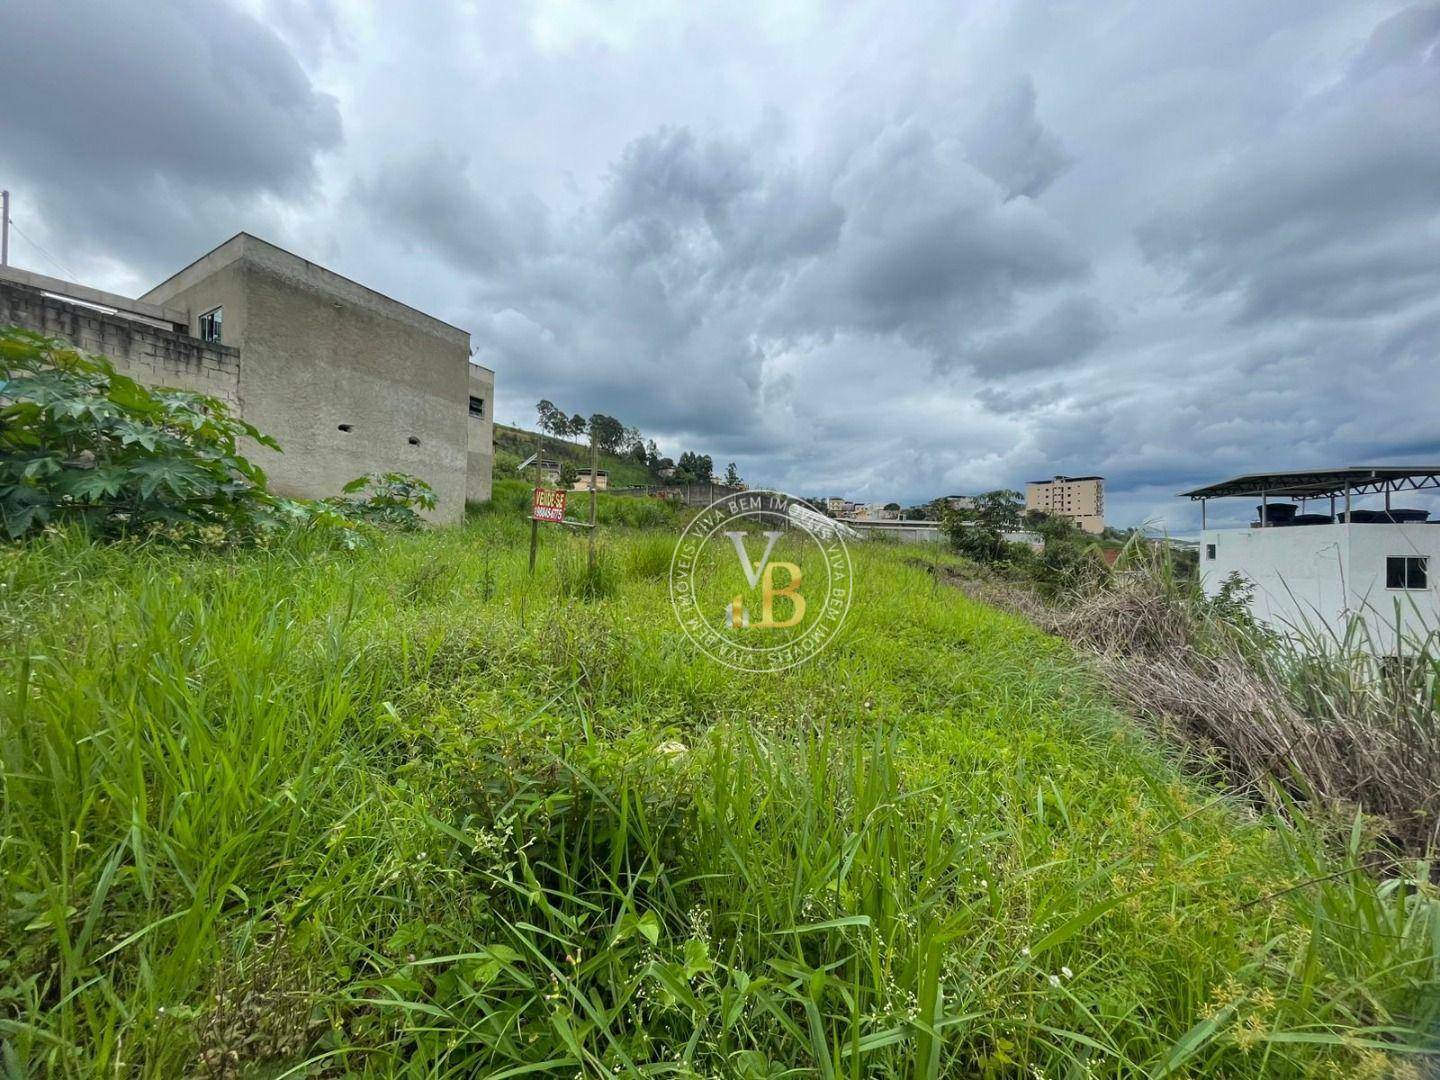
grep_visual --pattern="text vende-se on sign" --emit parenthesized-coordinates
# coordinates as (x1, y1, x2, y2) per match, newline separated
(532, 487, 567, 523)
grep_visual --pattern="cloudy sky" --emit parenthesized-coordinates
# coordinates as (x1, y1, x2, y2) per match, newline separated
(3, 1, 1439, 529)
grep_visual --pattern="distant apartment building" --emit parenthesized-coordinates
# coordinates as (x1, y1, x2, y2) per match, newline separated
(1, 232, 494, 522)
(1026, 475, 1105, 534)
(941, 495, 975, 512)
(826, 496, 846, 515)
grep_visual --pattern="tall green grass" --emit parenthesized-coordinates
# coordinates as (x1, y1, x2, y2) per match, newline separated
(1, 520, 1436, 1076)
(478, 478, 681, 528)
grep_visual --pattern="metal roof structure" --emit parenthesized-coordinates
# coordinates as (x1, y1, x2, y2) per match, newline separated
(1179, 466, 1440, 501)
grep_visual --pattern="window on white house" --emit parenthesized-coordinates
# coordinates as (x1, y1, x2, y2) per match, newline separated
(198, 307, 222, 343)
(1385, 556, 1428, 590)
(1206, 543, 1216, 560)
(468, 395, 485, 418)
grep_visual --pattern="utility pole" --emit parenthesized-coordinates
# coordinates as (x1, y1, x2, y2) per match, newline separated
(2, 190, 9, 267)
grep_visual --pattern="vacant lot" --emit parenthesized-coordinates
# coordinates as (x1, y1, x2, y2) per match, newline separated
(2, 511, 1436, 1076)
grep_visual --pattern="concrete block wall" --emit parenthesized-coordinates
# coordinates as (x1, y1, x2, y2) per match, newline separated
(1, 281, 240, 408)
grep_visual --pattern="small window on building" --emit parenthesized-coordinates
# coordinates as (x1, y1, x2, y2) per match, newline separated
(198, 307, 222, 343)
(468, 395, 485, 419)
(1205, 543, 1216, 560)
(1386, 556, 1428, 590)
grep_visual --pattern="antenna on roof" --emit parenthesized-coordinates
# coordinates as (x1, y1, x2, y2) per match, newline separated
(2, 190, 9, 267)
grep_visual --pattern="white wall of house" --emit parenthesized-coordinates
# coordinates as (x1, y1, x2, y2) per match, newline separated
(1200, 523, 1440, 653)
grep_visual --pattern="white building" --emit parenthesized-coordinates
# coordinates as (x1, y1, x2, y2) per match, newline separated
(1182, 466, 1440, 654)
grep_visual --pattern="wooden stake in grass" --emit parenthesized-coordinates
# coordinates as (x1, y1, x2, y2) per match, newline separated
(528, 430, 542, 576)
(588, 428, 598, 575)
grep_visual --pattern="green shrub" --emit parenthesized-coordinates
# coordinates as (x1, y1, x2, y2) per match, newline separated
(0, 328, 292, 539)
(330, 472, 435, 530)
(0, 328, 433, 545)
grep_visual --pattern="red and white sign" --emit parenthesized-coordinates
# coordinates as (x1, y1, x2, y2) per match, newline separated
(531, 487, 567, 523)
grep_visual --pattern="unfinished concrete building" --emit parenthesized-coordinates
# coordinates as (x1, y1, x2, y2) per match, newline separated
(1, 234, 493, 521)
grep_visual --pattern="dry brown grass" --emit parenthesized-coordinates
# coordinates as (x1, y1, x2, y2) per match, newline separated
(948, 561, 1440, 854)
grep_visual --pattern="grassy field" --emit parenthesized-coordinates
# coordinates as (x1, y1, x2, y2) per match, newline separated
(1, 508, 1437, 1076)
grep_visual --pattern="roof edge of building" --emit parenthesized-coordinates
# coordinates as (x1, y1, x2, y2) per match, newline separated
(142, 232, 470, 347)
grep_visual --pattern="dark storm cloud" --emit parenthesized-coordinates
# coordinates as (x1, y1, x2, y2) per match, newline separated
(440, 112, 1087, 441)
(0, 0, 339, 278)
(350, 147, 544, 273)
(964, 77, 1072, 200)
(1137, 4, 1440, 323)
(955, 295, 1112, 376)
(780, 121, 1086, 352)
(601, 127, 844, 277)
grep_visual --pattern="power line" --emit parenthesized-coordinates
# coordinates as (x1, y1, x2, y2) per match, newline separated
(8, 215, 82, 282)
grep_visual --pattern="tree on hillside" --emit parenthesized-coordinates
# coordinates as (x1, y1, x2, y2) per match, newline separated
(588, 413, 626, 454)
(724, 462, 742, 488)
(536, 400, 568, 437)
(645, 439, 661, 469)
(677, 451, 714, 483)
(567, 414, 588, 440)
(943, 488, 1023, 564)
(1023, 509, 1110, 597)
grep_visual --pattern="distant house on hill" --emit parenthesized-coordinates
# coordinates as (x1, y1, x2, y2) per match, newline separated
(570, 469, 609, 491)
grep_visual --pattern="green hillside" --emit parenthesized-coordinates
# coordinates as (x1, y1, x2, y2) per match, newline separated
(493, 423, 659, 489)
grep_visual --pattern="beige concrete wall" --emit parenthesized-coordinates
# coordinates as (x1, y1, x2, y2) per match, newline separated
(240, 261, 469, 520)
(0, 280, 240, 407)
(144, 235, 473, 523)
(467, 364, 495, 504)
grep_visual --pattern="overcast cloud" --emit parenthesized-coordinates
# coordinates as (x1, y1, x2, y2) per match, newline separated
(2, 0, 1437, 530)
